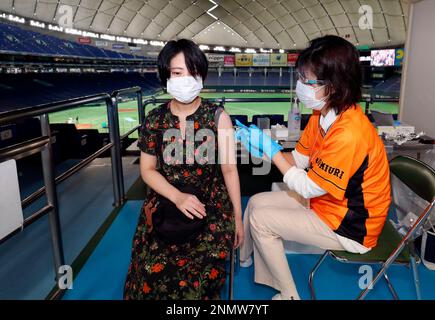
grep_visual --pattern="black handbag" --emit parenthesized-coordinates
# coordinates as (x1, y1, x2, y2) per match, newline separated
(151, 106, 223, 244)
(152, 185, 207, 244)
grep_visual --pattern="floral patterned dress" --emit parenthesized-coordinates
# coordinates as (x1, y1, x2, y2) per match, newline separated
(123, 100, 235, 300)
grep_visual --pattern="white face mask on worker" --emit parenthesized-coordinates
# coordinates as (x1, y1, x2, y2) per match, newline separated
(166, 76, 203, 104)
(295, 80, 327, 111)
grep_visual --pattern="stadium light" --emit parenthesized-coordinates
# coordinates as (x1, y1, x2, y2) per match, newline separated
(133, 39, 148, 45)
(279, 49, 285, 53)
(6, 14, 25, 24)
(101, 34, 116, 41)
(65, 28, 82, 36)
(206, 0, 218, 20)
(199, 45, 210, 51)
(260, 48, 272, 53)
(245, 48, 256, 53)
(116, 36, 132, 43)
(30, 20, 45, 29)
(83, 31, 99, 39)
(150, 40, 165, 47)
(229, 47, 241, 53)
(48, 24, 63, 32)
(213, 46, 226, 52)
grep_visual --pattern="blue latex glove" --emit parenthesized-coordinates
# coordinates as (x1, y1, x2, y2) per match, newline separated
(248, 124, 283, 159)
(235, 119, 249, 130)
(235, 120, 283, 159)
(234, 126, 263, 159)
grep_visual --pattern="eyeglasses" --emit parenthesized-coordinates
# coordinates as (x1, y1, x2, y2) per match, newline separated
(297, 72, 326, 86)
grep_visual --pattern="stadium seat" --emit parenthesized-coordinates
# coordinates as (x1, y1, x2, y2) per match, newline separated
(49, 123, 90, 161)
(0, 21, 140, 60)
(0, 124, 17, 149)
(77, 129, 104, 156)
(15, 117, 42, 143)
(0, 73, 160, 112)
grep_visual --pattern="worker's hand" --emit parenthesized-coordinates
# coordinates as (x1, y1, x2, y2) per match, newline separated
(248, 124, 283, 160)
(234, 127, 263, 159)
(174, 192, 206, 220)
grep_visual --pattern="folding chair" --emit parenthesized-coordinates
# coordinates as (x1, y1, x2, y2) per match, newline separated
(309, 155, 435, 300)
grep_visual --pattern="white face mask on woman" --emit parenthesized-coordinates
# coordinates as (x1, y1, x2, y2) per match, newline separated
(295, 80, 327, 111)
(166, 76, 203, 104)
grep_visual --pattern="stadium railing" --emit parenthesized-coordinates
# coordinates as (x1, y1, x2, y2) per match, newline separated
(111, 86, 144, 202)
(0, 86, 142, 299)
(142, 96, 399, 127)
(0, 90, 400, 300)
(363, 96, 400, 118)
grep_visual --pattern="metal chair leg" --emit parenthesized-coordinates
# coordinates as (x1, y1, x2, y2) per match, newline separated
(309, 250, 329, 300)
(358, 263, 389, 300)
(410, 254, 422, 300)
(383, 272, 399, 300)
(228, 248, 235, 300)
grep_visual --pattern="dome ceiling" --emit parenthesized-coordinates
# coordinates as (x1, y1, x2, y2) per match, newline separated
(0, 0, 408, 49)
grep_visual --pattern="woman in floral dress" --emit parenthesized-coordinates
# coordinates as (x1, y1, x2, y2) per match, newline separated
(124, 39, 244, 300)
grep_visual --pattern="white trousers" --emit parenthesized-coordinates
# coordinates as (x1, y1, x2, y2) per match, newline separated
(240, 191, 345, 299)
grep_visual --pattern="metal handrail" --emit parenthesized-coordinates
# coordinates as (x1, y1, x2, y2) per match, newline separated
(370, 97, 399, 103)
(0, 204, 53, 246)
(0, 93, 111, 125)
(0, 87, 143, 299)
(21, 142, 114, 210)
(110, 86, 143, 202)
(142, 97, 293, 115)
(112, 86, 142, 97)
(1, 87, 144, 212)
(121, 125, 141, 141)
(363, 97, 399, 115)
(112, 85, 144, 129)
(143, 97, 291, 108)
(0, 136, 50, 161)
(117, 86, 144, 125)
(142, 96, 400, 116)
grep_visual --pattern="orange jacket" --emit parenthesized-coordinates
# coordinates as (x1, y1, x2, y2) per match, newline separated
(296, 106, 391, 248)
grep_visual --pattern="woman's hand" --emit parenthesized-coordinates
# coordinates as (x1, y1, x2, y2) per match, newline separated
(173, 191, 206, 220)
(234, 215, 244, 249)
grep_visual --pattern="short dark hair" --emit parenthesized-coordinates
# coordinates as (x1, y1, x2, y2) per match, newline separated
(157, 39, 208, 86)
(296, 35, 362, 113)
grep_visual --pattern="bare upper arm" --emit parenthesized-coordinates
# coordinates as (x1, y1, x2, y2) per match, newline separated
(217, 110, 237, 170)
(140, 151, 157, 171)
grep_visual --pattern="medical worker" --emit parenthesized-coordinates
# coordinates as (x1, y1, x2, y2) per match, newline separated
(236, 35, 391, 300)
